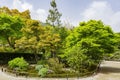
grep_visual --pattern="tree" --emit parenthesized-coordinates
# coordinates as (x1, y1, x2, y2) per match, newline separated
(0, 7, 37, 53)
(67, 46, 94, 74)
(113, 33, 120, 49)
(37, 26, 61, 58)
(65, 20, 116, 72)
(46, 0, 62, 27)
(104, 33, 120, 61)
(15, 19, 61, 59)
(0, 13, 24, 51)
(0, 7, 31, 19)
(15, 19, 45, 61)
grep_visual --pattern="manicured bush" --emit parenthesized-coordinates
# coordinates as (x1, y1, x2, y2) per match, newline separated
(35, 65, 43, 71)
(47, 58, 64, 73)
(38, 68, 48, 77)
(8, 57, 29, 71)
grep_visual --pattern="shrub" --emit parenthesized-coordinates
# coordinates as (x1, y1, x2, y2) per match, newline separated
(38, 68, 48, 77)
(47, 58, 64, 73)
(37, 60, 47, 65)
(35, 64, 49, 77)
(35, 65, 43, 71)
(8, 57, 29, 71)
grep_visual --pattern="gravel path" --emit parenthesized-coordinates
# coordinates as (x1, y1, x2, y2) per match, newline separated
(94, 61, 120, 80)
(0, 61, 120, 80)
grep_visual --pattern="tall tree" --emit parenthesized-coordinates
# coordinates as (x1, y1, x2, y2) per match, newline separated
(46, 0, 62, 27)
(0, 7, 31, 52)
(0, 13, 24, 50)
(15, 20, 61, 59)
(64, 20, 116, 73)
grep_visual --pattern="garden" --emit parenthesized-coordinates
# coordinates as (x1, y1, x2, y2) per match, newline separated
(0, 0, 120, 78)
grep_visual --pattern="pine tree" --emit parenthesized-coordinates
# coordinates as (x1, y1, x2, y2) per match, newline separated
(46, 0, 62, 27)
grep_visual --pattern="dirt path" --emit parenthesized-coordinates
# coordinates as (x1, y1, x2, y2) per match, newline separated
(0, 61, 120, 80)
(95, 61, 120, 80)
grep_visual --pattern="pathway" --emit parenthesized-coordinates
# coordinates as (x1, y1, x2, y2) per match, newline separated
(0, 61, 120, 80)
(95, 61, 120, 80)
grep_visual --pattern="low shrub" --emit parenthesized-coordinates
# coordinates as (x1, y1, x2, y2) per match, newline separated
(35, 65, 44, 71)
(38, 68, 48, 77)
(8, 57, 29, 71)
(47, 58, 64, 74)
(35, 64, 48, 77)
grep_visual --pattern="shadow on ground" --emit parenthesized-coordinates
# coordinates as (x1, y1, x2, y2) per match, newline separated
(100, 66, 120, 74)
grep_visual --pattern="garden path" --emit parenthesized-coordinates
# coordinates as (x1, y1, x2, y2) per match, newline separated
(94, 61, 120, 80)
(0, 61, 120, 80)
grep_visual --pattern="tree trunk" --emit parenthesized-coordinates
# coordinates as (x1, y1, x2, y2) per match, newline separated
(34, 49, 38, 63)
(6, 37, 15, 49)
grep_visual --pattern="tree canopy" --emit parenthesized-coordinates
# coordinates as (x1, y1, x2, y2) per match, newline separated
(0, 6, 119, 76)
(64, 20, 116, 72)
(0, 13, 24, 50)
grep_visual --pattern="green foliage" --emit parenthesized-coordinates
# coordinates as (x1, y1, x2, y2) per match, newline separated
(114, 33, 120, 49)
(48, 58, 64, 73)
(37, 60, 48, 65)
(64, 20, 116, 72)
(58, 27, 69, 41)
(8, 57, 29, 71)
(111, 33, 120, 60)
(105, 50, 120, 61)
(65, 20, 115, 58)
(15, 20, 61, 58)
(38, 68, 48, 77)
(15, 19, 42, 53)
(0, 7, 31, 19)
(0, 13, 24, 50)
(46, 0, 62, 27)
(35, 64, 49, 77)
(0, 7, 119, 76)
(35, 65, 44, 71)
(67, 46, 97, 73)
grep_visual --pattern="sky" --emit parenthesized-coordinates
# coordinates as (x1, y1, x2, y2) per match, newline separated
(0, 0, 120, 32)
